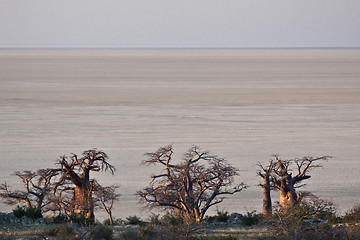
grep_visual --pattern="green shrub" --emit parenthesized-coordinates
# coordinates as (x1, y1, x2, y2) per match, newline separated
(160, 211, 184, 226)
(69, 213, 93, 226)
(241, 211, 259, 226)
(12, 206, 26, 218)
(126, 215, 143, 225)
(120, 229, 141, 240)
(205, 210, 230, 223)
(343, 204, 360, 223)
(139, 224, 157, 239)
(52, 213, 69, 223)
(90, 224, 113, 240)
(56, 224, 75, 239)
(215, 210, 229, 222)
(25, 207, 42, 219)
(12, 206, 42, 219)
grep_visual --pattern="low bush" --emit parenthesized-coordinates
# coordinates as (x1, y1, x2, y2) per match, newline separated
(51, 213, 69, 223)
(55, 224, 75, 239)
(215, 210, 230, 222)
(69, 213, 93, 226)
(343, 204, 360, 223)
(241, 211, 259, 226)
(268, 195, 338, 239)
(25, 207, 42, 219)
(90, 224, 113, 240)
(120, 229, 141, 240)
(139, 224, 157, 239)
(126, 215, 143, 225)
(205, 210, 229, 223)
(160, 211, 184, 226)
(12, 206, 42, 219)
(12, 206, 26, 218)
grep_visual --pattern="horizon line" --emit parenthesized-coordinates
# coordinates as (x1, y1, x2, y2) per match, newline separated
(1, 46, 360, 51)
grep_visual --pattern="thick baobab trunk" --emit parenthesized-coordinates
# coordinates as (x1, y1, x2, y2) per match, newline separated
(73, 184, 94, 221)
(262, 176, 272, 216)
(279, 178, 297, 209)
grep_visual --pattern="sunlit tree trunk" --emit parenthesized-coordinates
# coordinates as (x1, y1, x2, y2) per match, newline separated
(262, 175, 272, 216)
(73, 184, 94, 221)
(278, 177, 298, 209)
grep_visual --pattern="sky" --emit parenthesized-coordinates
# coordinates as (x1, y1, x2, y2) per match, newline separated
(0, 0, 360, 48)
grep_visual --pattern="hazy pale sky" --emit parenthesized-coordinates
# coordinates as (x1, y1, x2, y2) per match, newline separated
(1, 0, 360, 48)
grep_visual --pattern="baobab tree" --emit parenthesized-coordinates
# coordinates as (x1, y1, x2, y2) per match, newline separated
(258, 155, 330, 214)
(138, 145, 246, 223)
(257, 160, 277, 216)
(0, 168, 58, 211)
(273, 155, 330, 209)
(54, 149, 115, 221)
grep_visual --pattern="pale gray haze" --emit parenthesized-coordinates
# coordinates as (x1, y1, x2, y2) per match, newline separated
(0, 0, 360, 220)
(0, 0, 360, 48)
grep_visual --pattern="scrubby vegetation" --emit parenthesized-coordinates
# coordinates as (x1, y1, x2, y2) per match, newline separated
(12, 206, 42, 220)
(1, 202, 360, 239)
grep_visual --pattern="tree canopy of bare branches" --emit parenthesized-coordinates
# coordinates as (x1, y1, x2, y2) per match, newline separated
(93, 183, 120, 225)
(0, 169, 58, 211)
(53, 149, 116, 221)
(0, 149, 119, 224)
(138, 145, 246, 223)
(258, 155, 330, 215)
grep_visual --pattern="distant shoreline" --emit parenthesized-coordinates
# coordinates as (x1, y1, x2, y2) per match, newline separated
(1, 47, 360, 51)
(2, 48, 360, 59)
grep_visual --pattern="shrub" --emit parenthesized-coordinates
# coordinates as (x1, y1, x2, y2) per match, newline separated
(52, 213, 69, 223)
(12, 206, 42, 219)
(241, 211, 259, 226)
(205, 210, 230, 223)
(12, 206, 26, 218)
(90, 224, 113, 240)
(269, 195, 338, 239)
(343, 204, 360, 223)
(214, 210, 229, 222)
(24, 207, 42, 219)
(120, 229, 141, 240)
(139, 224, 157, 239)
(160, 211, 184, 226)
(55, 224, 75, 239)
(126, 215, 143, 225)
(69, 213, 93, 226)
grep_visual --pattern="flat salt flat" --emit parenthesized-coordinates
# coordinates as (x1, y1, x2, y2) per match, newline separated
(0, 49, 359, 220)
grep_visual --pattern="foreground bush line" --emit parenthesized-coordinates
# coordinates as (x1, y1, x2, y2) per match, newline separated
(1, 204, 360, 240)
(0, 220, 359, 240)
